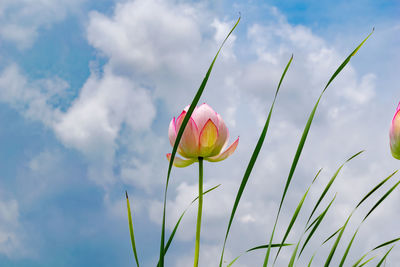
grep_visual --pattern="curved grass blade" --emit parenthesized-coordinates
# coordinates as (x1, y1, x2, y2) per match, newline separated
(307, 253, 316, 267)
(126, 191, 140, 267)
(323, 227, 343, 245)
(299, 194, 336, 257)
(274, 169, 322, 264)
(337, 170, 397, 266)
(219, 55, 293, 266)
(377, 245, 395, 267)
(324, 211, 354, 267)
(352, 253, 368, 267)
(246, 243, 293, 252)
(363, 179, 400, 222)
(372, 237, 400, 251)
(358, 256, 376, 267)
(356, 170, 397, 209)
(263, 29, 373, 267)
(307, 151, 364, 225)
(159, 16, 241, 267)
(156, 185, 220, 267)
(288, 242, 300, 267)
(226, 244, 292, 267)
(338, 227, 359, 267)
(274, 181, 316, 263)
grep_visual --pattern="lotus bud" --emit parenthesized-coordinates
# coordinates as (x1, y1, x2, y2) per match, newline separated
(390, 102, 400, 160)
(167, 103, 239, 167)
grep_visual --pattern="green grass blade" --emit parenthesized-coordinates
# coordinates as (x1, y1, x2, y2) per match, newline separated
(226, 244, 292, 267)
(363, 179, 400, 222)
(307, 151, 363, 226)
(226, 255, 241, 267)
(372, 238, 400, 250)
(338, 227, 359, 267)
(156, 185, 220, 267)
(377, 245, 395, 267)
(299, 195, 336, 257)
(356, 170, 398, 209)
(337, 171, 397, 267)
(219, 55, 293, 266)
(263, 30, 373, 267)
(352, 253, 368, 267)
(159, 17, 240, 267)
(324, 211, 353, 267)
(358, 256, 376, 267)
(288, 242, 300, 267)
(246, 243, 293, 252)
(126, 191, 140, 267)
(323, 227, 343, 245)
(307, 253, 316, 267)
(274, 185, 313, 263)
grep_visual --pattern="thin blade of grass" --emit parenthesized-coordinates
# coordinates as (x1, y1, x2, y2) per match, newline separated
(363, 179, 400, 222)
(159, 17, 241, 267)
(308, 253, 316, 267)
(377, 245, 395, 267)
(358, 256, 376, 267)
(156, 185, 220, 267)
(299, 195, 336, 257)
(352, 253, 368, 267)
(288, 242, 300, 267)
(126, 191, 140, 267)
(219, 55, 293, 266)
(324, 211, 353, 267)
(246, 243, 293, 252)
(307, 151, 364, 225)
(337, 170, 397, 266)
(338, 227, 359, 267)
(226, 244, 292, 267)
(274, 169, 322, 263)
(372, 238, 400, 250)
(274, 186, 313, 263)
(323, 227, 343, 245)
(356, 170, 397, 209)
(263, 29, 373, 267)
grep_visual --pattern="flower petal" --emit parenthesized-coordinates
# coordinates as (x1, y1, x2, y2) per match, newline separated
(390, 109, 400, 159)
(175, 111, 199, 158)
(206, 137, 239, 162)
(166, 153, 197, 167)
(199, 119, 219, 157)
(210, 113, 229, 155)
(168, 117, 177, 147)
(191, 103, 219, 132)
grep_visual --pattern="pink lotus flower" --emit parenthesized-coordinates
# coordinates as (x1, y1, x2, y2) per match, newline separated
(390, 101, 400, 160)
(167, 103, 239, 167)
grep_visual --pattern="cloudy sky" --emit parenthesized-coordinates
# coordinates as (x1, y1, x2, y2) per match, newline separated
(0, 0, 399, 266)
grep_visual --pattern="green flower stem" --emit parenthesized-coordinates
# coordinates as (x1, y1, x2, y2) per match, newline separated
(194, 157, 204, 267)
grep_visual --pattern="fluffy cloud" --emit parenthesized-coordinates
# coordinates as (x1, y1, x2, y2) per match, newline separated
(0, 0, 399, 265)
(0, 0, 85, 49)
(0, 198, 22, 257)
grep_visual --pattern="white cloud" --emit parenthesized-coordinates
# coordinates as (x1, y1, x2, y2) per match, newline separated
(0, 0, 85, 49)
(0, 0, 399, 265)
(0, 198, 22, 257)
(0, 63, 64, 125)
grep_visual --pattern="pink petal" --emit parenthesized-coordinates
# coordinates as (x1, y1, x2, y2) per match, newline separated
(210, 113, 229, 155)
(175, 111, 200, 158)
(166, 153, 197, 168)
(191, 103, 219, 132)
(206, 137, 239, 162)
(168, 117, 177, 147)
(199, 119, 219, 157)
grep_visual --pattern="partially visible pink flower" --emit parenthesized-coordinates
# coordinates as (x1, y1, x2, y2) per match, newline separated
(390, 101, 400, 160)
(166, 103, 239, 167)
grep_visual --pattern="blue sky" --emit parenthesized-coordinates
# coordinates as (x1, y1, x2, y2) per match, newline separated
(0, 0, 399, 266)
